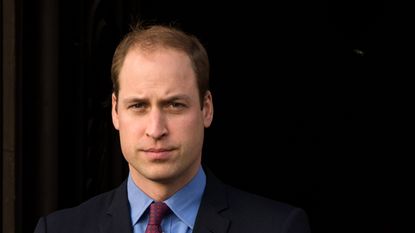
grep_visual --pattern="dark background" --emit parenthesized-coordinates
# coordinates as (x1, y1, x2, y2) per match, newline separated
(2, 0, 413, 232)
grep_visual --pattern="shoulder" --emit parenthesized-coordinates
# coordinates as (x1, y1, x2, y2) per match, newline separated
(34, 181, 126, 233)
(226, 184, 308, 219)
(226, 184, 297, 215)
(201, 170, 310, 233)
(205, 169, 302, 215)
(50, 187, 117, 219)
(224, 185, 310, 233)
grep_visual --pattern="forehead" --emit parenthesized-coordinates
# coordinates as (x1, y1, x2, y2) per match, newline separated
(118, 47, 198, 96)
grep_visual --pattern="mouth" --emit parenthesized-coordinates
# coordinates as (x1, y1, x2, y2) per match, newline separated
(141, 147, 176, 160)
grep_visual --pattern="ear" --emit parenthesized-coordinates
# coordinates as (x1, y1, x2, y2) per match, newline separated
(202, 91, 214, 128)
(111, 93, 120, 130)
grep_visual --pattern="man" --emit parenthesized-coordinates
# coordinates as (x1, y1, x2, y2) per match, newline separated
(34, 24, 311, 233)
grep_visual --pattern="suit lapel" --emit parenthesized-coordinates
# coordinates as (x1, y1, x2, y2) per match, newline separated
(193, 169, 230, 233)
(99, 180, 133, 233)
(97, 170, 230, 233)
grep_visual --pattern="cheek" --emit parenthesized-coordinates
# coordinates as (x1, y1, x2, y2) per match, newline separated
(118, 116, 144, 141)
(178, 115, 204, 140)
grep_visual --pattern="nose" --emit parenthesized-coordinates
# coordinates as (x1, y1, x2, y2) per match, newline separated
(145, 109, 168, 140)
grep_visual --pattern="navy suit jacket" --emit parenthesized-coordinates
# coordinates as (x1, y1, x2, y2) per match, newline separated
(34, 171, 310, 233)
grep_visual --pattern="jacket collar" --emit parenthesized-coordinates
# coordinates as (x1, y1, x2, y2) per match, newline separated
(98, 168, 230, 233)
(193, 169, 230, 233)
(99, 180, 133, 233)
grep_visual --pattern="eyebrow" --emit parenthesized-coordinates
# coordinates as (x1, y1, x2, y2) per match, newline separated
(122, 94, 191, 105)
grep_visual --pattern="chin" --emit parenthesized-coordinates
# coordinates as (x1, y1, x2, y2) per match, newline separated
(146, 166, 178, 183)
(149, 174, 178, 185)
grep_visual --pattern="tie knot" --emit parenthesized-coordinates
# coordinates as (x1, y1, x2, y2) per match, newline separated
(148, 202, 170, 225)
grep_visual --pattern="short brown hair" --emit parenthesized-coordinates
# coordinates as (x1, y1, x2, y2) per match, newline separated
(111, 23, 210, 105)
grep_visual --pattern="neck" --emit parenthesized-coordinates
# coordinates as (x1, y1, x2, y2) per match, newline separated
(129, 164, 200, 202)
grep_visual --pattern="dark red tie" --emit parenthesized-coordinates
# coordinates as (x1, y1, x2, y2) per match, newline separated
(145, 202, 170, 233)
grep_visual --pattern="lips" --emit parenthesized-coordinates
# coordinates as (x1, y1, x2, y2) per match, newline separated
(145, 148, 174, 153)
(141, 147, 176, 160)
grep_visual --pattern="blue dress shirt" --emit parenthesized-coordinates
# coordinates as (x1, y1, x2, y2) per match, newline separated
(127, 167, 206, 233)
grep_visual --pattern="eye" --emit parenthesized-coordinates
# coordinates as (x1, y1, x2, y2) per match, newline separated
(169, 102, 185, 108)
(129, 102, 148, 110)
(166, 102, 187, 112)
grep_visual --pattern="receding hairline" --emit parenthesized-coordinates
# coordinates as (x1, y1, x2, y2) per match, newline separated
(111, 24, 210, 108)
(125, 43, 190, 58)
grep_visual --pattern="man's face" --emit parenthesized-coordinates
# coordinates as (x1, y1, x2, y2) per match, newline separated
(112, 48, 213, 188)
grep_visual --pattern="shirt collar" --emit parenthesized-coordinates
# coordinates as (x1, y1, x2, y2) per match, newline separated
(164, 167, 206, 229)
(127, 174, 153, 226)
(127, 167, 206, 229)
